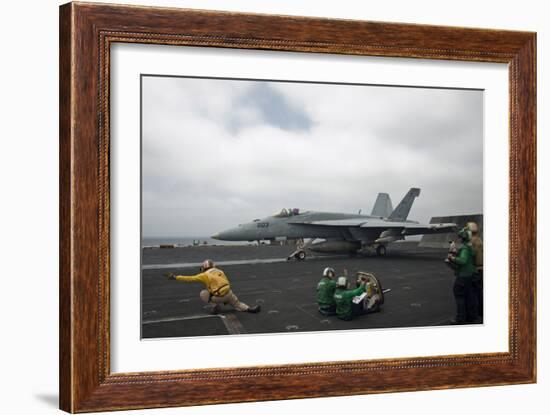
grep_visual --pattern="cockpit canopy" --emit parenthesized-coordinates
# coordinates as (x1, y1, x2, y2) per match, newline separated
(273, 208, 301, 218)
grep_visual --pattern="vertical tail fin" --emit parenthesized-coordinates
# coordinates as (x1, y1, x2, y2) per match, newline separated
(388, 188, 421, 221)
(371, 193, 393, 217)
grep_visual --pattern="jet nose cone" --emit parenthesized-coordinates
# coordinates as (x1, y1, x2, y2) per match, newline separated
(211, 227, 244, 241)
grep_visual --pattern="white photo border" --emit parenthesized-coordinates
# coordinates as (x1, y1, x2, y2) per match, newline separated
(110, 43, 509, 373)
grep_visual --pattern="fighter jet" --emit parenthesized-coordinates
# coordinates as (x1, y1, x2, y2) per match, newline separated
(211, 188, 457, 258)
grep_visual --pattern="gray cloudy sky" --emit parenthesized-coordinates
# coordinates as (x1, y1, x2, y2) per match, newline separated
(142, 76, 483, 238)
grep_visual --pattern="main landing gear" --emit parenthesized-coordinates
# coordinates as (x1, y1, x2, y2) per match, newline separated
(376, 245, 387, 257)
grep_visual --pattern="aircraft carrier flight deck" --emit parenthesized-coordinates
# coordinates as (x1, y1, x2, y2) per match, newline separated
(141, 241, 479, 339)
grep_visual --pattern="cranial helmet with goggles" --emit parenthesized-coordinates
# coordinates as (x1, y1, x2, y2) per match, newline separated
(323, 267, 336, 278)
(201, 259, 215, 272)
(336, 276, 348, 288)
(457, 227, 472, 242)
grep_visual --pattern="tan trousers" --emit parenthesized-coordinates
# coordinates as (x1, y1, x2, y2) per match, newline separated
(200, 289, 249, 311)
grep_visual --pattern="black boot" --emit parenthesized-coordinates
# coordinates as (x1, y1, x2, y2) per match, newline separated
(247, 305, 261, 313)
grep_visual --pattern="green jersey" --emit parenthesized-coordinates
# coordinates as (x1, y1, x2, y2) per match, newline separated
(452, 244, 477, 277)
(334, 285, 365, 320)
(317, 277, 337, 309)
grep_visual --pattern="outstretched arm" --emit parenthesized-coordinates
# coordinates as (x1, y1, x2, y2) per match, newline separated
(343, 285, 365, 299)
(165, 272, 208, 284)
(176, 273, 208, 283)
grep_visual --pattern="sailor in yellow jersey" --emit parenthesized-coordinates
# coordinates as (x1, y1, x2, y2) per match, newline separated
(167, 259, 261, 314)
(466, 221, 484, 318)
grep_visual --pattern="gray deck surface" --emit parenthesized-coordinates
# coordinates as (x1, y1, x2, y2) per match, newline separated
(141, 242, 481, 338)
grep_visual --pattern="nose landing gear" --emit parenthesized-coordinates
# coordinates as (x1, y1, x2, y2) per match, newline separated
(287, 249, 307, 261)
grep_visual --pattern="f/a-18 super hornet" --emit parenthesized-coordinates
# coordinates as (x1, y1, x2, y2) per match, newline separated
(211, 188, 457, 259)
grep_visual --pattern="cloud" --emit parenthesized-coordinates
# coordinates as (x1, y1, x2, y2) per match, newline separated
(235, 83, 313, 133)
(141, 76, 483, 237)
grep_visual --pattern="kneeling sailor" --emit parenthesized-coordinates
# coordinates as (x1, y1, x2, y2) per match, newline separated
(333, 276, 366, 321)
(317, 267, 337, 316)
(167, 259, 261, 314)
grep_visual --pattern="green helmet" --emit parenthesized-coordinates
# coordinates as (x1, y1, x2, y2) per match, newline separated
(457, 227, 472, 242)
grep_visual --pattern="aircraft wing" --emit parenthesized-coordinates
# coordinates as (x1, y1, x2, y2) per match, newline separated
(396, 222, 458, 236)
(290, 219, 457, 236)
(289, 218, 368, 227)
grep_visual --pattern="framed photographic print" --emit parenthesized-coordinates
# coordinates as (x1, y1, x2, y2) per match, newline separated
(59, 2, 536, 412)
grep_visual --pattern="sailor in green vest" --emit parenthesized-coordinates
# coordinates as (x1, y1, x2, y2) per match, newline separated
(333, 276, 366, 321)
(317, 267, 337, 316)
(447, 227, 479, 324)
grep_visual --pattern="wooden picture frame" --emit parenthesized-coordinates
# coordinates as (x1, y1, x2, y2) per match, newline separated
(59, 2, 536, 412)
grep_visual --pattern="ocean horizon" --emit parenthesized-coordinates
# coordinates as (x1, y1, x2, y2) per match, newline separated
(142, 236, 249, 247)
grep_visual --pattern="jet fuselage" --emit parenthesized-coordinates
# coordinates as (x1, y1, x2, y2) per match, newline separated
(212, 210, 414, 244)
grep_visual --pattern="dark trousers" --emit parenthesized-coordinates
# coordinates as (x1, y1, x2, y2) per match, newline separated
(318, 305, 336, 316)
(453, 276, 478, 323)
(352, 301, 364, 317)
(472, 270, 483, 317)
